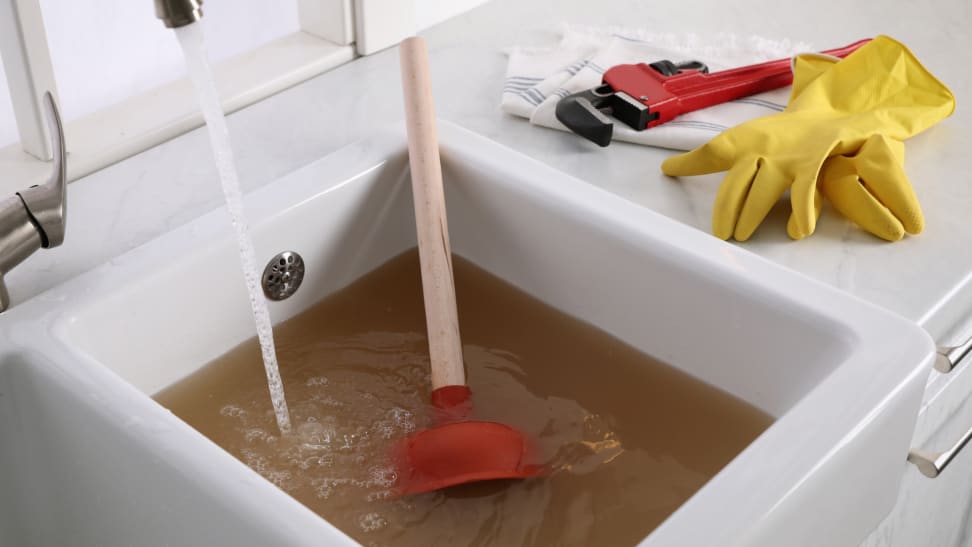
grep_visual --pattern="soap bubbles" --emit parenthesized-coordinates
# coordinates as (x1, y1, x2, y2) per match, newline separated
(296, 418, 336, 450)
(369, 465, 398, 488)
(358, 512, 388, 533)
(219, 404, 246, 419)
(306, 376, 329, 387)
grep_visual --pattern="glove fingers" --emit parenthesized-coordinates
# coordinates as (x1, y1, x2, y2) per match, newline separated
(787, 169, 825, 239)
(820, 166, 906, 241)
(662, 138, 736, 177)
(786, 189, 824, 240)
(733, 160, 791, 241)
(851, 135, 924, 234)
(712, 158, 760, 240)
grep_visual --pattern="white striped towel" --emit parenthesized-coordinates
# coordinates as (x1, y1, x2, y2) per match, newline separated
(502, 25, 813, 150)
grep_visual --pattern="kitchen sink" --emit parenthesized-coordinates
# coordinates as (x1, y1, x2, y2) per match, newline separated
(0, 350, 349, 546)
(0, 122, 935, 546)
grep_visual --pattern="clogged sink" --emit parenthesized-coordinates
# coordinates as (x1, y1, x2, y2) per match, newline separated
(1, 122, 934, 546)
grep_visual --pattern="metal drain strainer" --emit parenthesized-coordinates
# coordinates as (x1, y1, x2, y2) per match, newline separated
(262, 251, 305, 301)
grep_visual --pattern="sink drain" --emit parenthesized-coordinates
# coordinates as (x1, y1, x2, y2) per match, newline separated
(262, 251, 305, 301)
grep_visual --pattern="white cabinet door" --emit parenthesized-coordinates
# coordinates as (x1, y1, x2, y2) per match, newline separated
(860, 363, 972, 547)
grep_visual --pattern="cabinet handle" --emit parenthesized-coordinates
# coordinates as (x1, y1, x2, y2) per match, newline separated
(936, 336, 972, 373)
(908, 425, 972, 478)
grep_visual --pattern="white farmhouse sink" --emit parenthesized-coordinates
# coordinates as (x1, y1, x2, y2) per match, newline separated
(0, 122, 934, 546)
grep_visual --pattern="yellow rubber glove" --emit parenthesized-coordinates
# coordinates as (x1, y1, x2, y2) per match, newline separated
(661, 35, 955, 241)
(791, 53, 924, 241)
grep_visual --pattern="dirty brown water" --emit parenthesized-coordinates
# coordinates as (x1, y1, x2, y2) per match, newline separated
(155, 249, 773, 546)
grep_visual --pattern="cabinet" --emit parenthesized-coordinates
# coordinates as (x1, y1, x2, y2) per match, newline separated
(860, 357, 972, 546)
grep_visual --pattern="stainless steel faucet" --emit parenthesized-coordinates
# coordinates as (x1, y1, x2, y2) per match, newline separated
(0, 92, 66, 313)
(155, 0, 203, 28)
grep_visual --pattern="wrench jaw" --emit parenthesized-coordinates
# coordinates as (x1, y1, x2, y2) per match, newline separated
(610, 91, 654, 132)
(554, 84, 617, 147)
(555, 86, 654, 147)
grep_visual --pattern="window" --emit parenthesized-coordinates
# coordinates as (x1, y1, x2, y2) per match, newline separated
(0, 56, 18, 149)
(0, 0, 489, 187)
(36, 0, 301, 123)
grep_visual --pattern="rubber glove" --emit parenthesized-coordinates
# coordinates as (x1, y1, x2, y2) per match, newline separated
(661, 35, 955, 241)
(792, 53, 924, 241)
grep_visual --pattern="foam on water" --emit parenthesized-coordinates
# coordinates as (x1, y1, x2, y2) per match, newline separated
(174, 23, 291, 434)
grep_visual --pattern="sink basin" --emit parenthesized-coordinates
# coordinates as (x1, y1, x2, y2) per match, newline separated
(0, 350, 349, 546)
(1, 122, 934, 546)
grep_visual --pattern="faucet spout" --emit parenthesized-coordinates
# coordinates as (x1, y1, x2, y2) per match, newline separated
(17, 92, 66, 248)
(155, 0, 203, 29)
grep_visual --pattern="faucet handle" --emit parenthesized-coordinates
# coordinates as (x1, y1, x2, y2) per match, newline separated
(18, 91, 66, 248)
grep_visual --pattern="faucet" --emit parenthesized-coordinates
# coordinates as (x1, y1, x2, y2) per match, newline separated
(0, 92, 66, 313)
(155, 0, 203, 28)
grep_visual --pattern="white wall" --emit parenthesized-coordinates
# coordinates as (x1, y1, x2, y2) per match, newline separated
(415, 0, 488, 31)
(0, 0, 299, 149)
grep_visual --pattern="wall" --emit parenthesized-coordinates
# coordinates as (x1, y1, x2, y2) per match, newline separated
(416, 0, 489, 31)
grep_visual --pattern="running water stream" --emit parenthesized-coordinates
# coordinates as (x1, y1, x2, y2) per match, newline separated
(174, 23, 292, 434)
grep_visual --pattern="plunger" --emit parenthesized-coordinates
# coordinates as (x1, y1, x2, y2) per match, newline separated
(392, 36, 543, 495)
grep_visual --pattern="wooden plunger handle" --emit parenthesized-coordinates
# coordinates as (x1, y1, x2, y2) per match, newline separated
(400, 36, 466, 390)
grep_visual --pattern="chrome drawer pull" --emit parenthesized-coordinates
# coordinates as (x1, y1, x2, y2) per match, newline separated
(936, 336, 972, 373)
(908, 425, 972, 478)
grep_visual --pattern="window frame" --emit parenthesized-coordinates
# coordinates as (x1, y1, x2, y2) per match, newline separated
(0, 0, 486, 194)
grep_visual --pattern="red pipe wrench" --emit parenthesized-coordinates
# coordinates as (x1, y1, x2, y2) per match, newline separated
(555, 38, 871, 146)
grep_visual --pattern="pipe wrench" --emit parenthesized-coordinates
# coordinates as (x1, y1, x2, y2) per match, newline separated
(555, 39, 871, 147)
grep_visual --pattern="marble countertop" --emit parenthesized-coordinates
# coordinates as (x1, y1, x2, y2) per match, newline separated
(6, 0, 971, 349)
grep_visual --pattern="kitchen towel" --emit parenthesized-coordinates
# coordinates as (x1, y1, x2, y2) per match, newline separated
(502, 25, 813, 150)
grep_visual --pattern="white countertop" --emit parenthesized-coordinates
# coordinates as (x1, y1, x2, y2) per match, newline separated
(6, 0, 971, 347)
